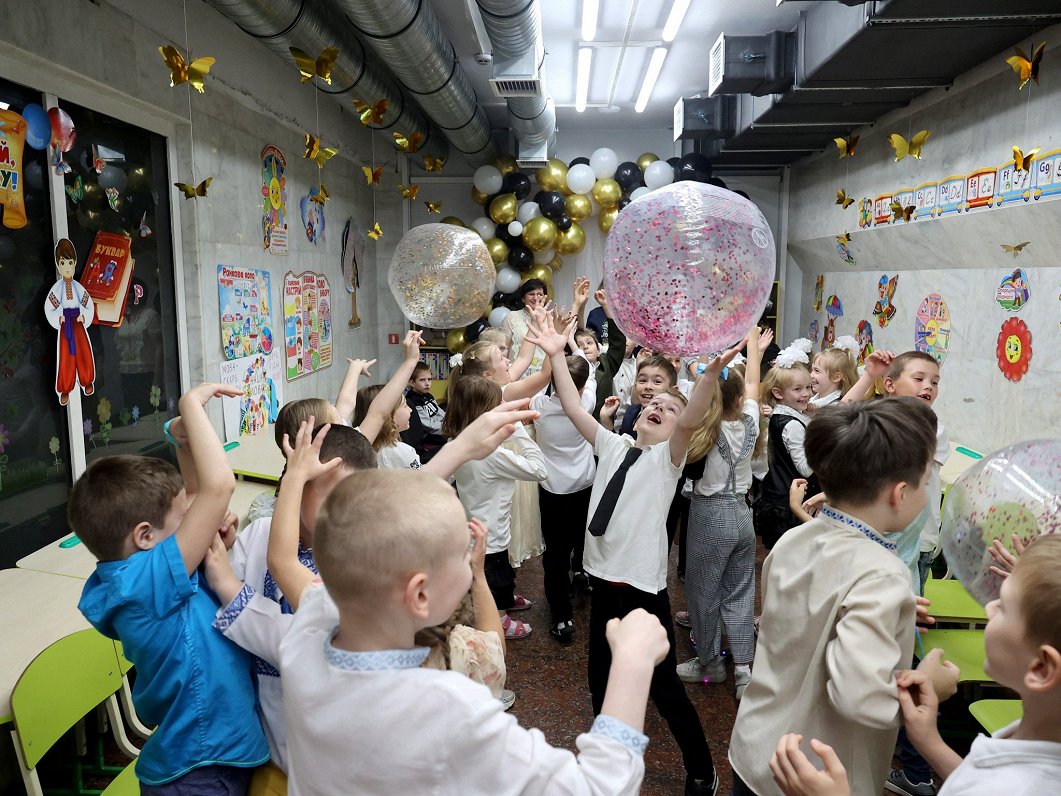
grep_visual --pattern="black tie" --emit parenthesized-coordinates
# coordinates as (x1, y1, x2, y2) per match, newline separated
(588, 446, 644, 537)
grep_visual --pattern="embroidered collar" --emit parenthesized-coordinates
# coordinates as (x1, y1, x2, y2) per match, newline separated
(772, 404, 809, 420)
(324, 640, 430, 672)
(819, 505, 896, 551)
(810, 390, 840, 406)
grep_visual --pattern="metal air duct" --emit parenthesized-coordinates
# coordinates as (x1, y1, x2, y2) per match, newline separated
(328, 0, 497, 164)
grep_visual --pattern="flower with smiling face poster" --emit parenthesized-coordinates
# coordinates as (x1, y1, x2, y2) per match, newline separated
(261, 145, 288, 254)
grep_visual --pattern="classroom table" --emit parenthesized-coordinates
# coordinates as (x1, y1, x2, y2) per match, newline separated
(940, 442, 984, 488)
(16, 534, 98, 580)
(225, 432, 285, 483)
(0, 569, 91, 724)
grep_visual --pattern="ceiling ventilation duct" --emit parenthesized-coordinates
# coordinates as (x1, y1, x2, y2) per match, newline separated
(204, 0, 445, 157)
(673, 96, 737, 142)
(476, 0, 556, 168)
(329, 0, 496, 164)
(708, 31, 795, 97)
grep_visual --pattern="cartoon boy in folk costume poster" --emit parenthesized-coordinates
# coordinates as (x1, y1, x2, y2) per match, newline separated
(44, 238, 96, 405)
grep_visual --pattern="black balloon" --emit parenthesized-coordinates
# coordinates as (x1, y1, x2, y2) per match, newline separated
(617, 197, 631, 210)
(554, 214, 572, 231)
(508, 244, 534, 271)
(502, 172, 532, 200)
(569, 156, 590, 167)
(491, 291, 507, 307)
(677, 153, 712, 183)
(614, 161, 642, 192)
(495, 223, 515, 244)
(708, 176, 728, 190)
(537, 191, 566, 219)
(465, 318, 489, 342)
(503, 291, 524, 311)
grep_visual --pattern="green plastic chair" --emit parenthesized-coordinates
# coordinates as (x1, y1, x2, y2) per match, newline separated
(112, 641, 153, 741)
(924, 578, 987, 625)
(969, 699, 1023, 734)
(919, 629, 991, 683)
(10, 628, 139, 796)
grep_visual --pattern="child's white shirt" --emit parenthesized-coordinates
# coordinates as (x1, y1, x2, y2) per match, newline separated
(695, 399, 760, 497)
(531, 388, 596, 495)
(919, 421, 950, 555)
(809, 390, 840, 408)
(939, 720, 1061, 795)
(377, 439, 422, 471)
(771, 404, 814, 477)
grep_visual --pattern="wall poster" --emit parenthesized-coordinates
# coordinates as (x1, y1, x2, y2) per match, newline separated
(217, 265, 273, 360)
(283, 270, 332, 381)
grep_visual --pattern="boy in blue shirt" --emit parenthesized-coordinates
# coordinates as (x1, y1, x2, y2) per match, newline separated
(72, 382, 269, 793)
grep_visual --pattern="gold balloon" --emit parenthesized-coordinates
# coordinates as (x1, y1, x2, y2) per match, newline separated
(565, 193, 592, 221)
(549, 253, 563, 272)
(445, 328, 468, 355)
(636, 152, 660, 172)
(591, 178, 621, 208)
(471, 185, 489, 205)
(488, 192, 518, 224)
(555, 222, 586, 255)
(524, 263, 553, 286)
(522, 216, 558, 252)
(598, 206, 619, 234)
(485, 237, 509, 266)
(440, 216, 465, 227)
(495, 154, 518, 176)
(535, 158, 568, 192)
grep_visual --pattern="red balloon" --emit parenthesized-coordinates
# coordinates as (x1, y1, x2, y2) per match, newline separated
(48, 107, 77, 152)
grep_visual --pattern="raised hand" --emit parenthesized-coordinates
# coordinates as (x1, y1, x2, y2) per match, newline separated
(573, 276, 590, 306)
(346, 357, 377, 377)
(183, 381, 242, 408)
(402, 329, 424, 362)
(863, 350, 894, 379)
(281, 418, 343, 482)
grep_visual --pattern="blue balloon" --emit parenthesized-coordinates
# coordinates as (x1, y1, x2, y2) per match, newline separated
(21, 103, 50, 150)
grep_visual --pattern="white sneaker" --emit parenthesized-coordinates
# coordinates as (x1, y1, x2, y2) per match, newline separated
(499, 689, 516, 711)
(676, 656, 726, 683)
(734, 668, 752, 700)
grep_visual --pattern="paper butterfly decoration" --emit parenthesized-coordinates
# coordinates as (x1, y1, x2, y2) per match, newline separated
(1012, 145, 1040, 173)
(836, 231, 852, 244)
(367, 222, 383, 240)
(362, 165, 383, 185)
(303, 133, 338, 167)
(138, 211, 152, 237)
(289, 46, 339, 84)
(392, 131, 424, 154)
(159, 45, 216, 93)
(174, 177, 212, 199)
(398, 184, 419, 200)
(888, 130, 930, 161)
(65, 175, 84, 204)
(423, 154, 447, 173)
(890, 199, 915, 222)
(353, 99, 388, 126)
(424, 200, 442, 213)
(835, 189, 854, 209)
(105, 186, 120, 211)
(52, 148, 72, 176)
(833, 135, 858, 158)
(1001, 241, 1031, 257)
(310, 183, 330, 205)
(1006, 42, 1044, 90)
(91, 144, 106, 174)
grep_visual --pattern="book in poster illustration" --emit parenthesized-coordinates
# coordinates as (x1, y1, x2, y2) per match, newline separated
(217, 264, 273, 360)
(283, 270, 332, 381)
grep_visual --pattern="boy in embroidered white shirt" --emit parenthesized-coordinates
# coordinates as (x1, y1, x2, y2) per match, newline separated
(205, 408, 668, 796)
(728, 398, 960, 796)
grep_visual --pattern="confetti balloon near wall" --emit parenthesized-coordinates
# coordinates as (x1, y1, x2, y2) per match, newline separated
(602, 181, 775, 356)
(388, 224, 496, 329)
(941, 439, 1061, 604)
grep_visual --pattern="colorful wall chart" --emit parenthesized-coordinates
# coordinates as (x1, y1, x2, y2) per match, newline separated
(220, 352, 283, 440)
(914, 293, 951, 364)
(217, 265, 273, 360)
(261, 145, 288, 254)
(283, 270, 332, 381)
(995, 268, 1030, 312)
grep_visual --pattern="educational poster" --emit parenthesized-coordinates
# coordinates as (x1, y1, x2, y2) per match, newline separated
(894, 186, 915, 221)
(996, 318, 1032, 382)
(995, 268, 1030, 312)
(873, 274, 898, 328)
(220, 352, 283, 440)
(994, 159, 1034, 206)
(936, 176, 965, 219)
(0, 109, 28, 229)
(857, 197, 873, 229)
(872, 193, 893, 227)
(261, 145, 288, 254)
(856, 320, 874, 365)
(823, 295, 842, 350)
(1032, 148, 1061, 201)
(913, 181, 937, 220)
(283, 270, 333, 381)
(217, 265, 273, 360)
(299, 192, 325, 245)
(914, 293, 951, 365)
(963, 167, 996, 212)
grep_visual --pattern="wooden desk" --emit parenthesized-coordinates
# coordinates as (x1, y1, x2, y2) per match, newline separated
(225, 432, 285, 483)
(0, 569, 90, 724)
(941, 443, 984, 488)
(16, 534, 98, 580)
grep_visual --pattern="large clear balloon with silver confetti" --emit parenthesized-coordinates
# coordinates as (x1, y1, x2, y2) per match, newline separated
(388, 224, 496, 328)
(941, 439, 1061, 604)
(603, 181, 775, 356)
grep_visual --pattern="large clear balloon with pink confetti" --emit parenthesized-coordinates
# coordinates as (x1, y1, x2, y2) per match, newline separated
(941, 439, 1061, 604)
(603, 181, 775, 356)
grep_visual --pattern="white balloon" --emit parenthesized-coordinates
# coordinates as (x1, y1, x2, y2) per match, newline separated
(643, 159, 675, 190)
(630, 186, 651, 201)
(507, 221, 524, 237)
(590, 147, 618, 179)
(495, 266, 521, 294)
(516, 201, 541, 223)
(473, 165, 503, 195)
(533, 247, 554, 264)
(488, 306, 511, 328)
(471, 216, 495, 240)
(566, 163, 596, 194)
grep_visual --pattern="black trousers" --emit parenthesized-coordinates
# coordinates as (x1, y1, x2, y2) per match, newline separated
(539, 485, 592, 623)
(484, 551, 515, 611)
(588, 580, 714, 780)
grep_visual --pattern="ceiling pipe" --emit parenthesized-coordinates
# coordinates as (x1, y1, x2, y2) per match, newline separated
(203, 0, 446, 158)
(327, 0, 497, 164)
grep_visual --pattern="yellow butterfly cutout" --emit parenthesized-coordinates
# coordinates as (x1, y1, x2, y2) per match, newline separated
(159, 45, 216, 94)
(367, 222, 383, 240)
(888, 130, 930, 162)
(424, 200, 442, 213)
(362, 166, 383, 185)
(835, 189, 854, 209)
(303, 133, 338, 167)
(1000, 241, 1031, 257)
(174, 177, 212, 199)
(398, 184, 419, 200)
(1006, 42, 1045, 90)
(423, 155, 447, 173)
(289, 46, 339, 84)
(836, 231, 852, 245)
(310, 183, 330, 205)
(889, 200, 915, 222)
(353, 99, 388, 126)
(833, 135, 859, 158)
(392, 131, 425, 154)
(1012, 145, 1041, 172)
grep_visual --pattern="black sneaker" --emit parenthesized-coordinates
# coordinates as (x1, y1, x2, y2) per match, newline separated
(572, 571, 592, 592)
(884, 769, 937, 796)
(684, 771, 719, 796)
(550, 620, 575, 642)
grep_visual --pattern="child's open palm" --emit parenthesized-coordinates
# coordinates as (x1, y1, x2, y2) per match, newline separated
(282, 418, 342, 481)
(184, 382, 242, 408)
(863, 350, 894, 379)
(769, 734, 850, 796)
(525, 317, 573, 357)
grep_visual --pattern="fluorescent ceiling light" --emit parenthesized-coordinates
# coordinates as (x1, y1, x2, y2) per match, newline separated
(576, 48, 593, 112)
(662, 0, 691, 43)
(635, 47, 668, 113)
(581, 0, 599, 42)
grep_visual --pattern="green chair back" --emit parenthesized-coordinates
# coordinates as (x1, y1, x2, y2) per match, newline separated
(969, 699, 1023, 734)
(101, 759, 139, 794)
(920, 629, 990, 683)
(924, 578, 987, 624)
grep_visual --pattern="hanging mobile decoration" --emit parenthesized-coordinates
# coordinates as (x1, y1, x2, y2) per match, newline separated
(1000, 241, 1030, 257)
(353, 99, 388, 126)
(423, 154, 446, 172)
(158, 45, 216, 93)
(392, 131, 424, 154)
(833, 135, 858, 158)
(398, 184, 419, 200)
(835, 189, 854, 208)
(362, 166, 383, 185)
(367, 222, 383, 240)
(289, 46, 339, 84)
(424, 200, 442, 214)
(888, 130, 930, 161)
(303, 133, 338, 168)
(1006, 42, 1044, 90)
